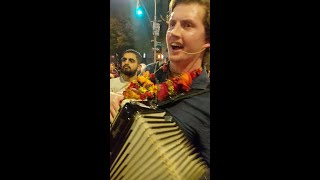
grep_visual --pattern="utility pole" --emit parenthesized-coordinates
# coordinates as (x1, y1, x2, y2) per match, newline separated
(137, 0, 160, 63)
(152, 0, 158, 63)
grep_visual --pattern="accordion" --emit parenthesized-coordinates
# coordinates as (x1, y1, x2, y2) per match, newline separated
(110, 101, 209, 180)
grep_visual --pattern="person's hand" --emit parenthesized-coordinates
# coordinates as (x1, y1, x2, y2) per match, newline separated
(110, 92, 124, 124)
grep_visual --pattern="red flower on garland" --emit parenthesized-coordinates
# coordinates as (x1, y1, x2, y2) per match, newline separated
(149, 73, 155, 82)
(162, 63, 167, 72)
(123, 68, 202, 102)
(157, 83, 169, 101)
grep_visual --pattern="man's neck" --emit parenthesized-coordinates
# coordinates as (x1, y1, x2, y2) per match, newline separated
(169, 58, 202, 77)
(122, 74, 137, 82)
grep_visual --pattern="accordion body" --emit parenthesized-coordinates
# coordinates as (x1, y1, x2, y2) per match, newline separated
(110, 101, 209, 180)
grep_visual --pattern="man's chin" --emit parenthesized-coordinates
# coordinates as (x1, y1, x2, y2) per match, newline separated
(122, 70, 136, 77)
(168, 55, 183, 62)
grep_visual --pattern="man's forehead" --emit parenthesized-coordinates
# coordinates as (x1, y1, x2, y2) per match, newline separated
(123, 52, 137, 59)
(170, 3, 205, 20)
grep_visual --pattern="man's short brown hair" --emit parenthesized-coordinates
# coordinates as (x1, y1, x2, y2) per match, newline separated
(122, 49, 142, 64)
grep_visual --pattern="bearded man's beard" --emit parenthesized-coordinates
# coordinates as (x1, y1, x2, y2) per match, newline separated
(121, 66, 137, 77)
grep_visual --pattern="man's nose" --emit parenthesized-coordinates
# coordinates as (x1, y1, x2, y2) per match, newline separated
(168, 25, 181, 37)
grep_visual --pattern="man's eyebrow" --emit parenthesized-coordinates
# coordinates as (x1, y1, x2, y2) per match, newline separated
(169, 18, 195, 25)
(181, 19, 195, 24)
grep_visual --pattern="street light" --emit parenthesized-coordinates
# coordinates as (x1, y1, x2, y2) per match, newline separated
(136, 0, 159, 63)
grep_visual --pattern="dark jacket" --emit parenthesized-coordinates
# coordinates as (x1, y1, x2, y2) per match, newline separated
(145, 62, 211, 167)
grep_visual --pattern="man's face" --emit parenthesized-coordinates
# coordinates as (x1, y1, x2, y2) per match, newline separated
(166, 3, 209, 63)
(121, 52, 139, 77)
(110, 63, 115, 71)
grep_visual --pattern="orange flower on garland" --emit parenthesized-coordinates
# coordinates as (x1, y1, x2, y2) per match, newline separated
(123, 71, 157, 101)
(123, 67, 202, 102)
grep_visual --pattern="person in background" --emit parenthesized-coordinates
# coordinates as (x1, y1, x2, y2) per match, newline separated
(110, 62, 119, 79)
(110, 49, 142, 93)
(110, 49, 143, 121)
(137, 63, 146, 75)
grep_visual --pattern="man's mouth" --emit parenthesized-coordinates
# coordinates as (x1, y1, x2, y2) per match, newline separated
(170, 42, 184, 50)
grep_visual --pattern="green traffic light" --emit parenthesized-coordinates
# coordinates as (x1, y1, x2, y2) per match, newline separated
(136, 6, 143, 17)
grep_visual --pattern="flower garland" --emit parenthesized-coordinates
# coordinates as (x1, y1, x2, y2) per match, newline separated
(123, 63, 202, 102)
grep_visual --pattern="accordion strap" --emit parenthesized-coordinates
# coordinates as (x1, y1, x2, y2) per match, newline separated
(157, 86, 210, 108)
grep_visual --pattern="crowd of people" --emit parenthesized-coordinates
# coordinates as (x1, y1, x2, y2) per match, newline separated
(110, 0, 211, 178)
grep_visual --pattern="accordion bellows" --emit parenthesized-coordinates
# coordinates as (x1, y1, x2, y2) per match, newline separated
(110, 102, 209, 180)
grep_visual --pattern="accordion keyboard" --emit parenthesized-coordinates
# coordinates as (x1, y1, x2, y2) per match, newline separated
(110, 103, 209, 180)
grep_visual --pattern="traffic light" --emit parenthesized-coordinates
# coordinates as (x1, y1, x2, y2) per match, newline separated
(135, 6, 143, 17)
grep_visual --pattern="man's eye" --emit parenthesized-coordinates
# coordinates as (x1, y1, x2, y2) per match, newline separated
(169, 22, 175, 28)
(183, 23, 192, 28)
(130, 59, 135, 63)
